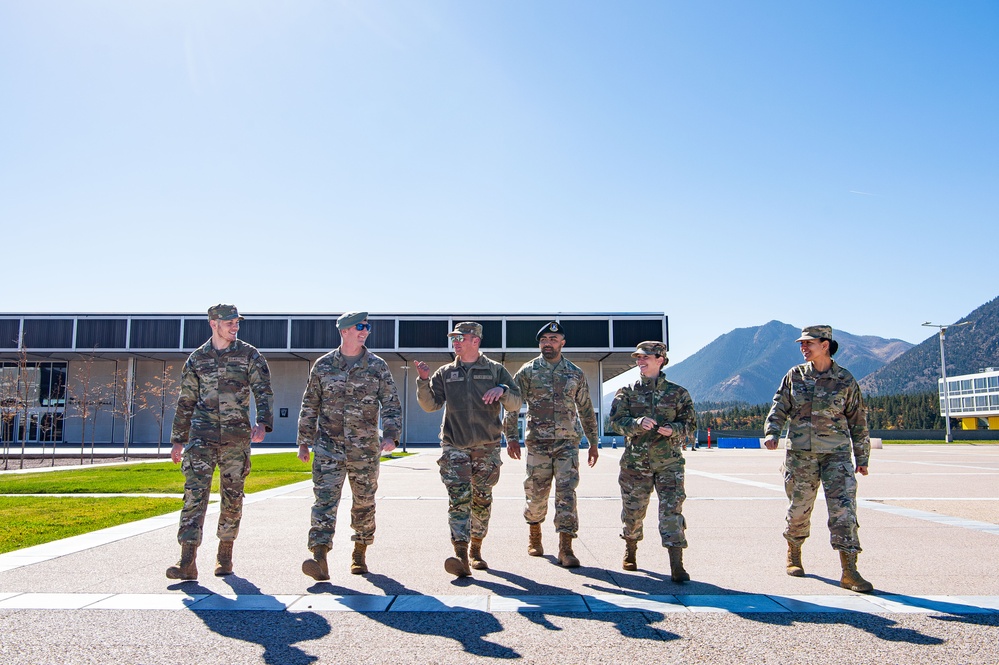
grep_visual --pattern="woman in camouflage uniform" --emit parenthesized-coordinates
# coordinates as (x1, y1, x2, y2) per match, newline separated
(609, 341, 696, 583)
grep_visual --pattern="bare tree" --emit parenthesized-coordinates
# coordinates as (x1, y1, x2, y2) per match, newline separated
(135, 362, 179, 457)
(0, 361, 18, 471)
(14, 340, 38, 470)
(70, 352, 99, 465)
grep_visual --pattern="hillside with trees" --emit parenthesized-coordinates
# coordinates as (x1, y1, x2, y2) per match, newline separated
(859, 296, 999, 395)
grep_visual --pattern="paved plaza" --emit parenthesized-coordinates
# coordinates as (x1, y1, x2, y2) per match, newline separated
(1, 444, 997, 664)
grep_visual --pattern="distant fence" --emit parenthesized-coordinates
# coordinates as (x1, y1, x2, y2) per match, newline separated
(697, 429, 997, 443)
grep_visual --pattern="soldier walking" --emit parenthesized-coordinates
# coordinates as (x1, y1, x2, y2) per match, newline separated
(166, 304, 273, 581)
(504, 321, 599, 567)
(609, 341, 695, 583)
(297, 312, 401, 580)
(415, 322, 522, 577)
(764, 325, 874, 593)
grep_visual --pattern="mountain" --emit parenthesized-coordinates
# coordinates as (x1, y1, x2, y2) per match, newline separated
(666, 320, 912, 404)
(859, 296, 999, 396)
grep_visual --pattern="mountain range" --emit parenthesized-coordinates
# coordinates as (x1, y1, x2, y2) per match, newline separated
(664, 295, 999, 404)
(666, 320, 913, 404)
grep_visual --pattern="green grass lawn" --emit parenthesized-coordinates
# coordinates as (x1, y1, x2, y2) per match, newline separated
(0, 451, 413, 554)
(0, 452, 313, 494)
(0, 496, 183, 553)
(0, 451, 413, 494)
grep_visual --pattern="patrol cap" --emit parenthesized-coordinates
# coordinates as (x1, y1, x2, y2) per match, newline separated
(208, 304, 244, 321)
(448, 322, 483, 338)
(631, 341, 668, 358)
(336, 311, 369, 330)
(796, 325, 838, 356)
(537, 321, 566, 340)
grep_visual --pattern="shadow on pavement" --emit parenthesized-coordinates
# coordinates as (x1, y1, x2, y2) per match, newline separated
(306, 573, 520, 660)
(171, 577, 331, 665)
(467, 566, 680, 643)
(578, 567, 947, 645)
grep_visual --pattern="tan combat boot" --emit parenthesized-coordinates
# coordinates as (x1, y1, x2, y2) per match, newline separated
(166, 543, 198, 581)
(469, 536, 488, 570)
(528, 523, 544, 557)
(302, 545, 330, 581)
(351, 542, 368, 575)
(214, 540, 234, 577)
(839, 551, 874, 593)
(622, 539, 638, 571)
(786, 542, 804, 577)
(444, 541, 471, 577)
(668, 546, 690, 583)
(557, 533, 580, 568)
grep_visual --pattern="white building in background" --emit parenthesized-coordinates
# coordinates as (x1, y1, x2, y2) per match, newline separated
(0, 312, 667, 450)
(937, 367, 999, 431)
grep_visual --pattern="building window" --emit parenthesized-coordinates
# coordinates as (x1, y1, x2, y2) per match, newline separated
(291, 319, 340, 350)
(77, 319, 127, 349)
(23, 319, 73, 348)
(130, 319, 181, 349)
(183, 319, 212, 348)
(366, 320, 395, 350)
(239, 320, 288, 349)
(0, 320, 19, 349)
(974, 378, 986, 391)
(613, 319, 666, 349)
(399, 320, 449, 348)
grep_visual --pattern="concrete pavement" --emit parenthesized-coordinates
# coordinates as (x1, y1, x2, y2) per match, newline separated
(1, 444, 997, 664)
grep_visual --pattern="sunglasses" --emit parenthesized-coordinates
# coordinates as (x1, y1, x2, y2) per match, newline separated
(450, 334, 477, 342)
(354, 323, 371, 331)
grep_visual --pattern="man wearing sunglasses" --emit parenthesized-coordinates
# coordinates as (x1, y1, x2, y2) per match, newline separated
(297, 311, 401, 580)
(415, 321, 522, 577)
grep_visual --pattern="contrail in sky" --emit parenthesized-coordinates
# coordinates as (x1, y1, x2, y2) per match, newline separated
(849, 190, 877, 196)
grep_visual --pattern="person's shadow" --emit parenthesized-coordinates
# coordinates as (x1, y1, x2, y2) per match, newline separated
(305, 573, 520, 659)
(460, 566, 680, 642)
(576, 565, 948, 645)
(169, 577, 331, 665)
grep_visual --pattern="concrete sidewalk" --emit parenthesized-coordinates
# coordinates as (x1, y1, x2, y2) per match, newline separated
(1, 445, 997, 664)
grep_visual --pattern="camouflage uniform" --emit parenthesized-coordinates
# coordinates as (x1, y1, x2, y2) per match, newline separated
(417, 354, 522, 543)
(765, 359, 870, 553)
(298, 347, 401, 550)
(171, 338, 273, 546)
(609, 373, 695, 547)
(503, 356, 599, 536)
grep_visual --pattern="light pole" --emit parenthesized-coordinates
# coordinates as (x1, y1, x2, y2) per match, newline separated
(922, 321, 972, 443)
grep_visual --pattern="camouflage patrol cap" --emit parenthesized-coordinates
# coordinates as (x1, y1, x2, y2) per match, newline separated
(336, 311, 368, 330)
(208, 304, 244, 321)
(448, 322, 483, 338)
(632, 341, 668, 366)
(796, 325, 839, 356)
(796, 325, 833, 342)
(537, 321, 566, 340)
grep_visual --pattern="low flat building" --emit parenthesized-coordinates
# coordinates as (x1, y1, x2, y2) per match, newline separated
(937, 367, 999, 431)
(0, 312, 666, 450)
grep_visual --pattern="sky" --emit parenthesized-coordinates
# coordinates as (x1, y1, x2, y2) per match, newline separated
(2, 1, 997, 364)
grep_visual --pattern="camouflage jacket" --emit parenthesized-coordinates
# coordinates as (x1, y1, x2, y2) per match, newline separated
(417, 353, 522, 448)
(503, 355, 599, 445)
(609, 373, 695, 469)
(171, 339, 274, 447)
(297, 347, 402, 459)
(764, 360, 871, 466)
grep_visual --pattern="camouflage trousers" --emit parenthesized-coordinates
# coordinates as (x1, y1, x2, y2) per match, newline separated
(438, 443, 502, 543)
(177, 443, 250, 545)
(309, 450, 380, 550)
(782, 449, 861, 553)
(523, 439, 580, 536)
(618, 457, 687, 547)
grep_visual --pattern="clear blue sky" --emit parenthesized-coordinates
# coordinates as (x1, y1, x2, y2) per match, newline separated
(2, 1, 996, 363)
